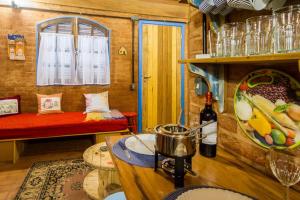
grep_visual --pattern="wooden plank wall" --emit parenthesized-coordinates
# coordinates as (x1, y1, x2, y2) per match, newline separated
(142, 25, 182, 130)
(187, 4, 300, 174)
(0, 1, 188, 113)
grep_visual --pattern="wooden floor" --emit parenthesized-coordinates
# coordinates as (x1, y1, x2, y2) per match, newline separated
(0, 136, 93, 200)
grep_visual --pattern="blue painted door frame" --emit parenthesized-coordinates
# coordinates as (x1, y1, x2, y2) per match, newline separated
(138, 20, 186, 132)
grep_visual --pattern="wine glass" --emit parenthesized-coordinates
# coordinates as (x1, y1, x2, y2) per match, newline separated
(268, 147, 300, 200)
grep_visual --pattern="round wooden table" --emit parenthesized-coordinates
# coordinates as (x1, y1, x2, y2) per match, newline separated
(83, 142, 121, 200)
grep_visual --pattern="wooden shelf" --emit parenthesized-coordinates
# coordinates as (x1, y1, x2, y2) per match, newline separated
(179, 52, 300, 65)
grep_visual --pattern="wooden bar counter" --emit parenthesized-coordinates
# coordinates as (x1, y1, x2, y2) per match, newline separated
(106, 136, 300, 200)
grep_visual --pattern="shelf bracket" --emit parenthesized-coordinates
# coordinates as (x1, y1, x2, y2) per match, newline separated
(188, 63, 225, 113)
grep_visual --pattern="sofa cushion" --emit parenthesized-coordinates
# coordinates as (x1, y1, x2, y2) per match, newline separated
(0, 95, 21, 117)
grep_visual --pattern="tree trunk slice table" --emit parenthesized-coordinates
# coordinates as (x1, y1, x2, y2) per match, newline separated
(83, 142, 121, 199)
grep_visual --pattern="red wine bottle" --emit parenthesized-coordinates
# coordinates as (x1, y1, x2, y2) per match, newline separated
(200, 91, 217, 157)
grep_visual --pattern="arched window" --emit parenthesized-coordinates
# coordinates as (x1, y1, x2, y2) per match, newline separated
(36, 16, 111, 86)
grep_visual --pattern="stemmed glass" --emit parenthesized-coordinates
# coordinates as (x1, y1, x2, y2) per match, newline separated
(268, 147, 300, 200)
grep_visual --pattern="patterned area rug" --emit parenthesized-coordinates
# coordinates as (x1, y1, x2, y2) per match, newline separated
(15, 159, 92, 200)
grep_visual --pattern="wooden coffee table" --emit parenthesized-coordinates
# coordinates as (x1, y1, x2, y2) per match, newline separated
(83, 142, 121, 200)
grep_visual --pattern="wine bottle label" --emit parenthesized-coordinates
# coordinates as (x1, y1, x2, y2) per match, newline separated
(202, 121, 217, 145)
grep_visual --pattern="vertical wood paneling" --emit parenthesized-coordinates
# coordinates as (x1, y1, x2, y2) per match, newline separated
(157, 26, 164, 124)
(151, 25, 159, 127)
(171, 27, 177, 122)
(142, 24, 182, 130)
(142, 25, 149, 129)
(162, 27, 168, 124)
(176, 27, 181, 119)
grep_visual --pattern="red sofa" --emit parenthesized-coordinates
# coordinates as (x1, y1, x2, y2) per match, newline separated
(0, 112, 129, 163)
(0, 112, 128, 140)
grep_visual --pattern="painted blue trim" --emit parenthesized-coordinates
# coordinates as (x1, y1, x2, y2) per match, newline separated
(138, 20, 186, 132)
(35, 16, 111, 86)
(138, 21, 143, 133)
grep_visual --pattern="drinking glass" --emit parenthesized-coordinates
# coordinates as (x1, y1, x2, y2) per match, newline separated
(216, 31, 223, 57)
(208, 30, 217, 57)
(268, 147, 300, 200)
(274, 5, 300, 53)
(246, 15, 274, 55)
(221, 23, 232, 57)
(221, 22, 245, 57)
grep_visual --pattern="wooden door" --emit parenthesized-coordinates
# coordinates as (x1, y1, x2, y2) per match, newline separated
(141, 24, 182, 131)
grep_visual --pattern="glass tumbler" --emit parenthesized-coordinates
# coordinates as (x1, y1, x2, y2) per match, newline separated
(246, 15, 274, 55)
(221, 22, 245, 57)
(274, 5, 300, 53)
(208, 30, 217, 57)
(221, 23, 232, 57)
(216, 31, 223, 57)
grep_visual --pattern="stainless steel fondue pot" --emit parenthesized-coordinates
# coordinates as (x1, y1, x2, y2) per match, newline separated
(154, 121, 213, 158)
(154, 124, 197, 157)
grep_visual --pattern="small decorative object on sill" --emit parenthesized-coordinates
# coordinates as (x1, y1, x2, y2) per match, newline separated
(7, 34, 25, 61)
(118, 47, 127, 55)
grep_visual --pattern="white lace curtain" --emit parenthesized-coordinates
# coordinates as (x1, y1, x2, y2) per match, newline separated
(37, 33, 110, 86)
(77, 35, 110, 85)
(37, 33, 75, 85)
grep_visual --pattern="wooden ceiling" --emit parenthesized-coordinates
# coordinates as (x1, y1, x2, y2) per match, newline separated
(28, 0, 189, 19)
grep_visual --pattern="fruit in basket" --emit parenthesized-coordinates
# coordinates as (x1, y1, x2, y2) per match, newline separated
(248, 108, 271, 137)
(252, 95, 298, 130)
(287, 104, 300, 121)
(285, 137, 295, 146)
(239, 81, 248, 91)
(264, 134, 273, 145)
(286, 129, 296, 139)
(236, 100, 252, 121)
(271, 129, 286, 145)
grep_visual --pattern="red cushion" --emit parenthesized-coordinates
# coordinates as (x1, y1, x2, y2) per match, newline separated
(0, 112, 128, 140)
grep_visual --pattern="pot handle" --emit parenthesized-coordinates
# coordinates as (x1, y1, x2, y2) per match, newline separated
(154, 124, 163, 133)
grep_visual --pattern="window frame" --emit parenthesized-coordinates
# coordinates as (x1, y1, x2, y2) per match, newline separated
(35, 16, 111, 86)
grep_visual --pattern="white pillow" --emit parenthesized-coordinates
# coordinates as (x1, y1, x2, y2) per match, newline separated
(84, 91, 110, 113)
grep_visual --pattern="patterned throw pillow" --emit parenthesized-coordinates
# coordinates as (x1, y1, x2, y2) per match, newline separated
(0, 95, 21, 117)
(37, 93, 63, 114)
(84, 91, 110, 113)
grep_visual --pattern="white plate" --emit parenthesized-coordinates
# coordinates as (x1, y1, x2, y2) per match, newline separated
(176, 188, 253, 200)
(124, 134, 155, 156)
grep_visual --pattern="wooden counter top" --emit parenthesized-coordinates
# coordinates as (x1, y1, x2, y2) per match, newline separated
(106, 135, 300, 200)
